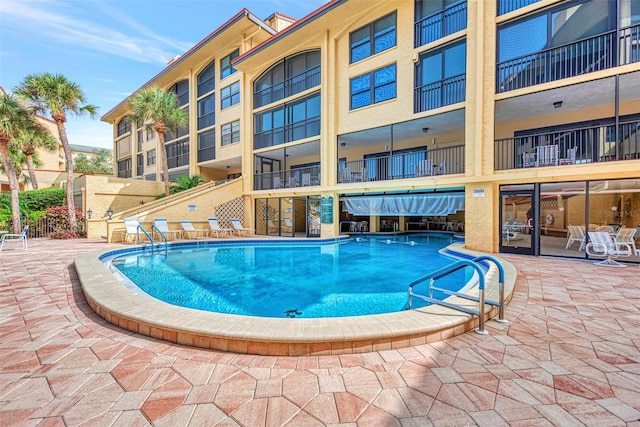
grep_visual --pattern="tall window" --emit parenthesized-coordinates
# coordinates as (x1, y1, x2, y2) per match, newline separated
(166, 139, 189, 169)
(117, 118, 131, 136)
(415, 40, 466, 112)
(117, 158, 132, 178)
(350, 12, 397, 63)
(221, 82, 240, 109)
(254, 93, 321, 149)
(198, 130, 215, 162)
(147, 149, 156, 166)
(137, 153, 144, 175)
(222, 120, 240, 146)
(254, 50, 321, 108)
(350, 63, 397, 109)
(168, 80, 189, 106)
(221, 49, 239, 79)
(198, 95, 215, 130)
(198, 61, 215, 96)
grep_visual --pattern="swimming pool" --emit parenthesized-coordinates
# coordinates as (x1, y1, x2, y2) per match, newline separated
(108, 234, 469, 318)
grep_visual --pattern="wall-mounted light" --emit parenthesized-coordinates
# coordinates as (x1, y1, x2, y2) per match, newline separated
(107, 207, 113, 220)
(340, 142, 346, 147)
(553, 101, 563, 108)
(87, 208, 92, 219)
(422, 127, 429, 133)
(432, 137, 436, 145)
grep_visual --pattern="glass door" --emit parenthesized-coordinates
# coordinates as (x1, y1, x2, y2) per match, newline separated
(500, 188, 536, 255)
(307, 197, 321, 237)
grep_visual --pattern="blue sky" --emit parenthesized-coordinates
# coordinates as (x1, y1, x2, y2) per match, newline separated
(0, 0, 327, 149)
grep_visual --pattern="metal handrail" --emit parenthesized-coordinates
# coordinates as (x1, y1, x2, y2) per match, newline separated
(472, 255, 507, 322)
(407, 259, 488, 334)
(136, 224, 154, 250)
(151, 225, 168, 254)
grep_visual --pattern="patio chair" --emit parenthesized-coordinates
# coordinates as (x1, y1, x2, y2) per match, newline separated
(179, 220, 208, 239)
(0, 225, 28, 252)
(230, 218, 253, 236)
(153, 218, 182, 240)
(614, 227, 637, 254)
(522, 152, 536, 168)
(536, 145, 559, 166)
(565, 225, 586, 250)
(283, 217, 293, 233)
(268, 219, 278, 233)
(416, 159, 433, 177)
(273, 176, 282, 189)
(302, 173, 311, 186)
(340, 167, 352, 183)
(208, 217, 232, 238)
(123, 217, 142, 243)
(585, 231, 633, 267)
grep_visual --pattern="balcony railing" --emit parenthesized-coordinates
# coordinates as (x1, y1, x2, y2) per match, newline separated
(338, 146, 464, 183)
(254, 165, 321, 190)
(254, 66, 321, 109)
(497, 30, 616, 93)
(167, 152, 189, 169)
(496, 23, 640, 93)
(497, 0, 540, 16)
(197, 146, 215, 162)
(494, 121, 640, 171)
(414, 73, 465, 113)
(254, 117, 320, 149)
(414, 1, 467, 48)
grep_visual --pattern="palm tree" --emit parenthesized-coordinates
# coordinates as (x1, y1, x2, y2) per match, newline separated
(12, 125, 58, 189)
(0, 93, 37, 233)
(14, 73, 97, 233)
(127, 86, 188, 197)
(170, 175, 204, 194)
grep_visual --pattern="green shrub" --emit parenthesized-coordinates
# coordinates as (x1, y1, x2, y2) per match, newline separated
(0, 188, 66, 212)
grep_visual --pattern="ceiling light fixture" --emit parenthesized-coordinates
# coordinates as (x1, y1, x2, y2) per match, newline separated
(553, 101, 563, 108)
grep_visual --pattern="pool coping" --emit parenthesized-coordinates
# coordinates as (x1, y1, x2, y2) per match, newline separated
(75, 240, 517, 356)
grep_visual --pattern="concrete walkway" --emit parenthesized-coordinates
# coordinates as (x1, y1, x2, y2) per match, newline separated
(1, 238, 639, 426)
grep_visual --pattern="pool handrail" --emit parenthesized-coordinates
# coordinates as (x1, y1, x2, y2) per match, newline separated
(407, 259, 488, 334)
(472, 255, 506, 322)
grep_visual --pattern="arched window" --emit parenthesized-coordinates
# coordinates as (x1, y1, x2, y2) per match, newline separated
(168, 79, 189, 106)
(198, 61, 215, 97)
(254, 50, 320, 108)
(117, 117, 131, 136)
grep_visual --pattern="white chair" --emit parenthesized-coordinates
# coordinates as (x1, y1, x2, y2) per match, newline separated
(302, 173, 311, 186)
(522, 152, 536, 168)
(179, 220, 208, 239)
(283, 217, 293, 233)
(268, 219, 278, 233)
(273, 176, 282, 189)
(536, 145, 559, 166)
(0, 225, 28, 252)
(230, 218, 253, 236)
(565, 225, 586, 250)
(208, 217, 231, 238)
(416, 159, 433, 177)
(340, 167, 352, 183)
(614, 227, 637, 254)
(585, 231, 633, 267)
(123, 217, 142, 243)
(565, 147, 577, 164)
(153, 218, 182, 240)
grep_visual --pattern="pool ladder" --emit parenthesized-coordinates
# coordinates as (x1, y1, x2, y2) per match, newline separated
(407, 255, 507, 335)
(136, 224, 168, 254)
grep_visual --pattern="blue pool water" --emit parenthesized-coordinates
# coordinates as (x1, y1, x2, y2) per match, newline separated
(109, 234, 469, 318)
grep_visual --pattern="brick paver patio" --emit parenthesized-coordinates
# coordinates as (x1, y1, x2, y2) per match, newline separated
(1, 238, 639, 426)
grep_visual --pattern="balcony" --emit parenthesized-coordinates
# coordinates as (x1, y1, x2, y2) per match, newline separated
(414, 1, 467, 48)
(254, 66, 320, 109)
(338, 146, 464, 183)
(497, 23, 640, 93)
(254, 165, 321, 191)
(494, 121, 640, 171)
(414, 74, 465, 113)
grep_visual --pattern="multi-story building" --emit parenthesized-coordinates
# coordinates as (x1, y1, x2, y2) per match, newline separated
(102, 0, 640, 260)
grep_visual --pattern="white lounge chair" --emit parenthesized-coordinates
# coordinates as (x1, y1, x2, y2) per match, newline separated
(208, 218, 232, 238)
(179, 220, 208, 239)
(230, 218, 253, 236)
(585, 231, 632, 267)
(153, 218, 182, 240)
(0, 225, 28, 252)
(283, 217, 293, 233)
(565, 225, 586, 251)
(123, 217, 141, 243)
(614, 227, 637, 254)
